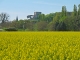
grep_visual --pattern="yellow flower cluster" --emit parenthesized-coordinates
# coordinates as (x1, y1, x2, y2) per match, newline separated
(0, 32, 80, 60)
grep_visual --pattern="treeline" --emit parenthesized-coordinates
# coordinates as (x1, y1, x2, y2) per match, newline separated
(0, 4, 80, 31)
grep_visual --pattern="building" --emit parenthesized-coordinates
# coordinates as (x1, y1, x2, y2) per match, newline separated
(27, 15, 34, 19)
(34, 12, 41, 19)
(27, 12, 42, 20)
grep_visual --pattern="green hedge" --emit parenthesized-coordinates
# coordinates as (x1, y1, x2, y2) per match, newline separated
(5, 27, 18, 31)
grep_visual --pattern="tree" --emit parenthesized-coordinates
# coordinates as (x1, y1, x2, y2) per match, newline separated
(48, 21, 59, 31)
(35, 21, 48, 31)
(73, 4, 77, 16)
(0, 13, 9, 24)
(48, 12, 60, 31)
(78, 4, 80, 16)
(45, 13, 55, 22)
(63, 16, 79, 31)
(56, 22, 66, 31)
(11, 20, 19, 28)
(26, 21, 35, 31)
(16, 16, 18, 22)
(38, 14, 45, 21)
(62, 6, 67, 17)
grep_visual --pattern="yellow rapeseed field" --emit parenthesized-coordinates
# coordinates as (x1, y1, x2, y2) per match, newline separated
(0, 32, 80, 60)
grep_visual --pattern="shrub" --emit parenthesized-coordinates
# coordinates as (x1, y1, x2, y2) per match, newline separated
(5, 27, 18, 31)
(0, 29, 3, 31)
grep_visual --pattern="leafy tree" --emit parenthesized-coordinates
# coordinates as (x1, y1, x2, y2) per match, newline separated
(26, 21, 35, 31)
(72, 4, 77, 16)
(48, 21, 59, 31)
(11, 20, 19, 29)
(62, 6, 67, 17)
(48, 12, 60, 31)
(78, 4, 80, 16)
(45, 13, 55, 22)
(16, 16, 18, 22)
(53, 12, 61, 21)
(63, 16, 79, 31)
(38, 14, 45, 21)
(35, 21, 48, 31)
(56, 21, 66, 31)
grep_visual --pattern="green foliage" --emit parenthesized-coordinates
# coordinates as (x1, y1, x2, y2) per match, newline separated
(16, 16, 18, 22)
(4, 27, 18, 31)
(62, 6, 67, 17)
(59, 16, 67, 22)
(48, 21, 59, 31)
(53, 12, 61, 22)
(63, 16, 80, 31)
(56, 22, 67, 31)
(38, 14, 45, 21)
(78, 4, 80, 16)
(34, 21, 48, 31)
(73, 4, 77, 16)
(38, 13, 55, 22)
(45, 13, 55, 22)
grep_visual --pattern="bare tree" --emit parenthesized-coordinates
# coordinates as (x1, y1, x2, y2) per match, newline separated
(0, 13, 9, 24)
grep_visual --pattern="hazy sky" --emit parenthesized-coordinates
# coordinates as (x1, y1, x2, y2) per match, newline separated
(0, 0, 80, 20)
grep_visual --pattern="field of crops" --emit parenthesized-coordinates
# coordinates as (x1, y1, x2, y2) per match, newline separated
(0, 32, 80, 60)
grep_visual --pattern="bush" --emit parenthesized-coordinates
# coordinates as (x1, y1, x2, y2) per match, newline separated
(5, 27, 18, 31)
(0, 29, 3, 31)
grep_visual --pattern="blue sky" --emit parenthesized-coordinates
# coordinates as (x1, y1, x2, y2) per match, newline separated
(0, 0, 80, 20)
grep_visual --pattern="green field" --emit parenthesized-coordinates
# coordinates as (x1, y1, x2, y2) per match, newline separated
(0, 32, 80, 60)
